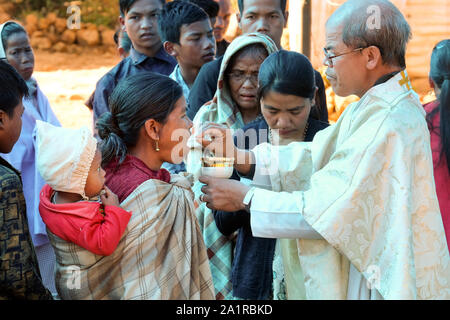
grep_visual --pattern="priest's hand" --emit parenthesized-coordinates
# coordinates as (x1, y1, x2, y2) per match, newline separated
(199, 175, 250, 212)
(196, 123, 237, 160)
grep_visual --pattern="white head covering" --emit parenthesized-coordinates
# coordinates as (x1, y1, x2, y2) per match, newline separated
(36, 120, 97, 197)
(0, 21, 37, 96)
(0, 21, 20, 59)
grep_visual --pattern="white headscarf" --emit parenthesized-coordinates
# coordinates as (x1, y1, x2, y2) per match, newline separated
(0, 21, 17, 59)
(1, 21, 38, 96)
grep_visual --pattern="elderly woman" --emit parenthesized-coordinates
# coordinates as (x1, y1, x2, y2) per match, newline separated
(193, 33, 277, 128)
(48, 73, 214, 300)
(186, 32, 277, 299)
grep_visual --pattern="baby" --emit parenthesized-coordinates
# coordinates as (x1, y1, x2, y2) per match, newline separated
(36, 121, 132, 256)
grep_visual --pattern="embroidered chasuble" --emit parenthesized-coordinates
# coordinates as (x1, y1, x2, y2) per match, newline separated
(250, 71, 450, 299)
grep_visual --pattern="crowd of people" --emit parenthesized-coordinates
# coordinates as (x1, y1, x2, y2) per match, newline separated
(0, 0, 449, 300)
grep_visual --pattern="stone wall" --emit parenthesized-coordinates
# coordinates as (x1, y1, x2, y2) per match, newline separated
(0, 7, 117, 53)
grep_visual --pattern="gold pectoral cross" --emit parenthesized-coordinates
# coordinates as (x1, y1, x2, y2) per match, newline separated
(398, 70, 412, 91)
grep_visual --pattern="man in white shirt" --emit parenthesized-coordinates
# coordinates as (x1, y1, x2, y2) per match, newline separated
(197, 0, 450, 299)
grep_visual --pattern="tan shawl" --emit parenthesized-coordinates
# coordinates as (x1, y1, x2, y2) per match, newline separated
(48, 174, 214, 300)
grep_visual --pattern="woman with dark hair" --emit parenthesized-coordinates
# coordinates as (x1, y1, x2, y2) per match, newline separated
(424, 39, 450, 252)
(0, 20, 60, 297)
(98, 72, 190, 192)
(213, 50, 329, 300)
(47, 73, 214, 300)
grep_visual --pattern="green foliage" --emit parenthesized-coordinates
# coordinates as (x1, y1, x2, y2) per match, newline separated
(79, 0, 119, 28)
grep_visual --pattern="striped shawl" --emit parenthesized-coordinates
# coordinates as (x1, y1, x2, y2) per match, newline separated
(48, 174, 214, 300)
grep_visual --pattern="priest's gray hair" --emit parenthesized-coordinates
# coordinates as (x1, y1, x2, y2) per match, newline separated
(327, 0, 411, 68)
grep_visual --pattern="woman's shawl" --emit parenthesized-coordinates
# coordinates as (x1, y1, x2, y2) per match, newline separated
(47, 174, 215, 300)
(192, 32, 277, 129)
(186, 33, 277, 299)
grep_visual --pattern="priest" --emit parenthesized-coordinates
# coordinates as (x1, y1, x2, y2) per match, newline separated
(197, 0, 450, 299)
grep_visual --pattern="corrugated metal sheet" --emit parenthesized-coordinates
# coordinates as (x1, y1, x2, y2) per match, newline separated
(404, 0, 450, 77)
(303, 0, 449, 79)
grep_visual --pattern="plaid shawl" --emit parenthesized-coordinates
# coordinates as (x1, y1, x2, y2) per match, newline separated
(48, 174, 214, 300)
(188, 33, 278, 299)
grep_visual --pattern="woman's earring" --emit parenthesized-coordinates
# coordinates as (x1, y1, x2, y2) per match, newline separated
(155, 140, 160, 152)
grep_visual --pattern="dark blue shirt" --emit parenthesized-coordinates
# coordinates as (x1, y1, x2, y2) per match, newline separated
(92, 46, 176, 123)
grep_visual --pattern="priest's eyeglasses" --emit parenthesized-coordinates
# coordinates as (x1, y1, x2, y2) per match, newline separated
(323, 47, 365, 67)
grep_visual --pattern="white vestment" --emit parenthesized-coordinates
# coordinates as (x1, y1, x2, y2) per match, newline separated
(248, 71, 450, 299)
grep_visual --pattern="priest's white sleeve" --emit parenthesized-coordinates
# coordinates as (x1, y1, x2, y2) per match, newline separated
(248, 141, 321, 239)
(249, 188, 323, 239)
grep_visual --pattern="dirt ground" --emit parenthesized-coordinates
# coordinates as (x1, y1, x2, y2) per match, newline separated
(33, 47, 120, 131)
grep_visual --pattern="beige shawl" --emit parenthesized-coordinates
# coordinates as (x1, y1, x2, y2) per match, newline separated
(48, 174, 214, 300)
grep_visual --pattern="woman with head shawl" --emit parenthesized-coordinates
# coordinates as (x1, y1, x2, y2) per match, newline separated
(214, 50, 329, 300)
(186, 32, 277, 299)
(192, 32, 277, 129)
(0, 20, 60, 297)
